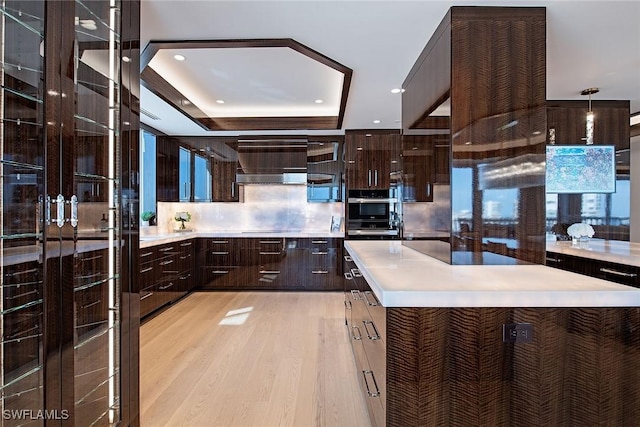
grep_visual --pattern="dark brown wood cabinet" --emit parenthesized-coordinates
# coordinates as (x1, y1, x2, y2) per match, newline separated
(157, 137, 180, 202)
(141, 240, 194, 318)
(345, 248, 640, 427)
(546, 251, 639, 288)
(1, 0, 139, 424)
(197, 237, 344, 291)
(345, 130, 400, 190)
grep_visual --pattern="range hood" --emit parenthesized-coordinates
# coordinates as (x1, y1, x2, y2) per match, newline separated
(236, 138, 308, 184)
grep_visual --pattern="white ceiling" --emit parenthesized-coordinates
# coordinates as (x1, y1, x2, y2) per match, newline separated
(140, 0, 640, 136)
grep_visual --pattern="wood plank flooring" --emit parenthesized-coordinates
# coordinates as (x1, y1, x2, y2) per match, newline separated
(140, 291, 372, 427)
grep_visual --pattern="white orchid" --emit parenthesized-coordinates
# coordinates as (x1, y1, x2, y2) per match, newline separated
(567, 223, 594, 238)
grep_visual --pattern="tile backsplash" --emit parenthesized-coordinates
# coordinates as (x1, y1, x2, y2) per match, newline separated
(154, 185, 343, 233)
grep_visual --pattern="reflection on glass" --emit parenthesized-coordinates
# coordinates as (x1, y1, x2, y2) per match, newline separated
(194, 153, 211, 201)
(179, 147, 191, 202)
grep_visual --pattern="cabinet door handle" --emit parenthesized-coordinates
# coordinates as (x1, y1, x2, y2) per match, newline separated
(140, 292, 153, 301)
(231, 182, 235, 198)
(312, 270, 328, 274)
(351, 325, 362, 341)
(362, 370, 380, 397)
(259, 240, 282, 244)
(344, 272, 353, 280)
(211, 240, 229, 244)
(363, 291, 379, 307)
(180, 255, 191, 260)
(344, 255, 353, 262)
(363, 320, 381, 340)
(351, 289, 362, 300)
(159, 260, 174, 266)
(600, 268, 637, 278)
(212, 270, 229, 274)
(159, 282, 175, 290)
(141, 251, 154, 258)
(159, 246, 174, 252)
(374, 170, 378, 186)
(179, 273, 192, 280)
(69, 195, 78, 227)
(56, 194, 65, 228)
(351, 268, 363, 278)
(427, 183, 431, 197)
(140, 267, 153, 274)
(259, 251, 281, 255)
(546, 257, 562, 263)
(368, 170, 372, 186)
(312, 240, 328, 244)
(312, 251, 328, 255)
(180, 242, 192, 247)
(211, 251, 229, 255)
(259, 270, 281, 274)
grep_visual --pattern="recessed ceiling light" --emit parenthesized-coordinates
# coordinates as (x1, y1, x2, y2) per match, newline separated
(315, 99, 324, 104)
(216, 99, 225, 104)
(174, 54, 186, 61)
(373, 120, 381, 124)
(391, 88, 405, 94)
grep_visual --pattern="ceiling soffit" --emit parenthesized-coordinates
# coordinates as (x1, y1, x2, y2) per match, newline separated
(141, 39, 352, 131)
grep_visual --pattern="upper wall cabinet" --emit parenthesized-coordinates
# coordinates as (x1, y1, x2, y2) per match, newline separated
(345, 130, 400, 190)
(307, 136, 344, 202)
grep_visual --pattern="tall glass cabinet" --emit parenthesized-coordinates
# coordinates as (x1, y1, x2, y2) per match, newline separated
(1, 1, 139, 425)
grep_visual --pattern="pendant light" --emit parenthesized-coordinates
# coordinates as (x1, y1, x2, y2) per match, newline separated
(581, 87, 599, 145)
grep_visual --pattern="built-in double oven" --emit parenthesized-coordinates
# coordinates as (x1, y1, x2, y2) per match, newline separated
(346, 189, 400, 239)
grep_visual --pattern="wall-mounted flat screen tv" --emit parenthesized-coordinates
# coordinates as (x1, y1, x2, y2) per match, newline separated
(546, 145, 616, 194)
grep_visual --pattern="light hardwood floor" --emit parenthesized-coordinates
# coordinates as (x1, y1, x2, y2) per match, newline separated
(140, 291, 372, 427)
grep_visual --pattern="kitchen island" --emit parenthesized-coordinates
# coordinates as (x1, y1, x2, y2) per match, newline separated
(344, 240, 640, 427)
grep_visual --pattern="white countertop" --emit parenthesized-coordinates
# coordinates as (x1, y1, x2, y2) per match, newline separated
(345, 241, 640, 308)
(140, 230, 344, 248)
(546, 239, 640, 267)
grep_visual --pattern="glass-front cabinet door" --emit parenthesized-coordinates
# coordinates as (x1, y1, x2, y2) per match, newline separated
(1, 1, 126, 425)
(72, 0, 121, 425)
(1, 1, 46, 423)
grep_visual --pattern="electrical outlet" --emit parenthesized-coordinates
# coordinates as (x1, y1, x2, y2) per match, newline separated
(503, 323, 533, 343)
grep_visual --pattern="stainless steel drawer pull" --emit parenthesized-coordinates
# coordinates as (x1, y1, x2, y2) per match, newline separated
(180, 242, 192, 247)
(344, 255, 353, 262)
(351, 268, 363, 278)
(259, 270, 281, 274)
(140, 292, 153, 300)
(312, 270, 328, 274)
(159, 260, 174, 266)
(141, 252, 153, 258)
(351, 289, 362, 300)
(211, 251, 229, 255)
(179, 273, 192, 280)
(159, 246, 174, 252)
(362, 370, 380, 397)
(211, 240, 229, 244)
(344, 272, 353, 280)
(159, 283, 175, 290)
(80, 254, 103, 262)
(140, 267, 153, 274)
(600, 268, 637, 278)
(546, 257, 562, 263)
(180, 255, 191, 260)
(259, 240, 281, 244)
(363, 320, 381, 340)
(363, 291, 379, 307)
(351, 325, 362, 341)
(259, 251, 281, 255)
(312, 240, 328, 244)
(312, 251, 328, 255)
(212, 270, 229, 274)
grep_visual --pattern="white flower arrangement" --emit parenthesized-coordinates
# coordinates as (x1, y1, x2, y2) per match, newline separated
(174, 211, 191, 230)
(567, 222, 594, 239)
